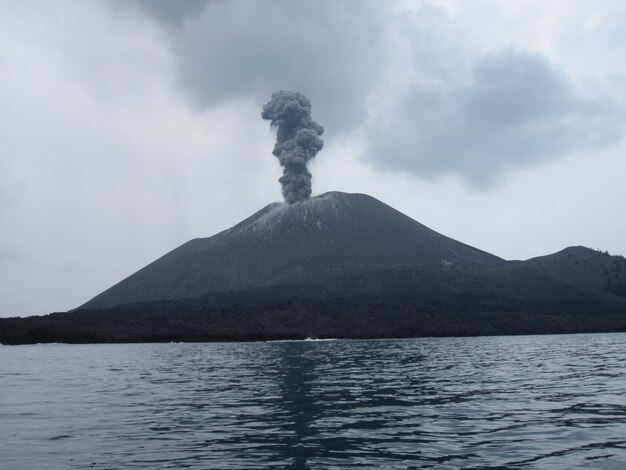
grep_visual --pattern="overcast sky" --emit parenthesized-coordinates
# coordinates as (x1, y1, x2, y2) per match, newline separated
(1, 0, 625, 317)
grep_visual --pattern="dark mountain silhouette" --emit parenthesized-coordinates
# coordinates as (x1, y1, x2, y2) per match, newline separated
(1, 192, 625, 344)
(525, 246, 626, 297)
(81, 192, 502, 309)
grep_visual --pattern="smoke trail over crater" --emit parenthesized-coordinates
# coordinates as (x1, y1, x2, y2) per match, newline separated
(262, 91, 324, 204)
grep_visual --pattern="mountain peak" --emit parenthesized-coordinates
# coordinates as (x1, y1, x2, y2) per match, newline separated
(228, 191, 356, 233)
(80, 192, 502, 309)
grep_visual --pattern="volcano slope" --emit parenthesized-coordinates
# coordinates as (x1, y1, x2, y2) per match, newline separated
(80, 192, 503, 309)
(2, 192, 625, 344)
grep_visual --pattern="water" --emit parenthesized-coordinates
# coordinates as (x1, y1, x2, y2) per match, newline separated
(1, 334, 625, 469)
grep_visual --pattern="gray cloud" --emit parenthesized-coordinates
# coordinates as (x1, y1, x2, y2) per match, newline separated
(168, 0, 390, 136)
(125, 1, 625, 186)
(120, 0, 209, 26)
(364, 49, 625, 186)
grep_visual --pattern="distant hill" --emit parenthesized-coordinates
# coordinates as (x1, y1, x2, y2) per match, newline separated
(526, 246, 626, 298)
(1, 192, 624, 344)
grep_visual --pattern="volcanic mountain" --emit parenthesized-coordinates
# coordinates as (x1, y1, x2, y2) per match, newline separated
(81, 192, 502, 309)
(2, 191, 625, 344)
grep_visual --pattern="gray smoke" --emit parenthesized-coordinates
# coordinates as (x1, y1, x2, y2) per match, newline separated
(262, 91, 324, 204)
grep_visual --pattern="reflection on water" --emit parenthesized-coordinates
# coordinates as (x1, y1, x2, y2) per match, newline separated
(1, 334, 626, 469)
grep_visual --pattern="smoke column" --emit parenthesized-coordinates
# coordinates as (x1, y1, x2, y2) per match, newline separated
(262, 91, 324, 204)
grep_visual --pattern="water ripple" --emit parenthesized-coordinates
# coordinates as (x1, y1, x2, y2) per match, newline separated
(1, 334, 625, 468)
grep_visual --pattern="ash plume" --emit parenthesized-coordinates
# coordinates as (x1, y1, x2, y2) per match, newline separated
(262, 91, 324, 204)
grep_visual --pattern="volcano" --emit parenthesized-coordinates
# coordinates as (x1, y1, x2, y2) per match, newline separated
(2, 192, 625, 344)
(81, 192, 502, 309)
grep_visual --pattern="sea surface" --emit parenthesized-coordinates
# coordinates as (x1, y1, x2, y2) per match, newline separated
(1, 334, 625, 469)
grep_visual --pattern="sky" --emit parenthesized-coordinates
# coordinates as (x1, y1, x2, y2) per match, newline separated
(1, 0, 625, 317)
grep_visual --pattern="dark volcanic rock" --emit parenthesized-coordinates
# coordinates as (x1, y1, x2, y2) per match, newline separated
(2, 288, 625, 345)
(81, 192, 502, 309)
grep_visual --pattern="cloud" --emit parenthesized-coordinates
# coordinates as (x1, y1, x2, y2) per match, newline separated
(121, 0, 209, 26)
(127, 0, 624, 187)
(158, 0, 392, 136)
(363, 48, 625, 186)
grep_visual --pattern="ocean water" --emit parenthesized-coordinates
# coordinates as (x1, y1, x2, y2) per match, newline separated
(1, 334, 625, 469)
